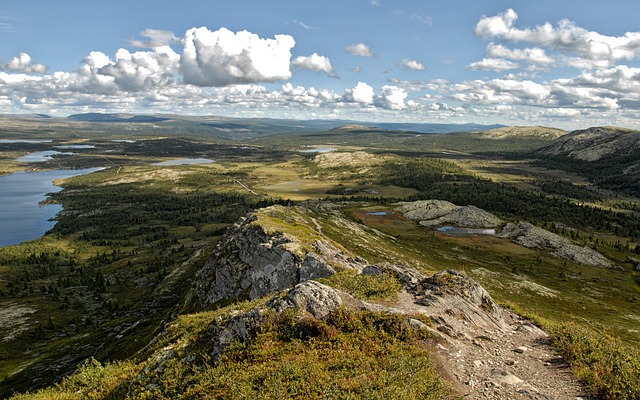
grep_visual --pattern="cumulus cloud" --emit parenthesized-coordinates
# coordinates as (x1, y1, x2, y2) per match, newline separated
(475, 9, 640, 68)
(291, 53, 334, 75)
(342, 81, 374, 103)
(98, 46, 180, 91)
(346, 43, 375, 57)
(1, 53, 48, 74)
(375, 85, 409, 110)
(130, 29, 177, 48)
(467, 58, 519, 71)
(180, 27, 295, 87)
(397, 59, 426, 71)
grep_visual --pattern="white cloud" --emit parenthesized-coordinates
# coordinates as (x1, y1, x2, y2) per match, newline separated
(486, 43, 554, 66)
(342, 82, 374, 103)
(180, 27, 295, 87)
(294, 21, 315, 30)
(467, 58, 519, 71)
(98, 46, 180, 92)
(397, 59, 426, 71)
(411, 13, 432, 27)
(475, 9, 519, 38)
(130, 29, 177, 48)
(291, 53, 334, 75)
(1, 53, 48, 74)
(475, 9, 640, 68)
(375, 85, 408, 110)
(346, 43, 375, 57)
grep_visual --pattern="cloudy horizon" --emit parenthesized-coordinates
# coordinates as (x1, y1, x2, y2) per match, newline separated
(1, 1, 640, 129)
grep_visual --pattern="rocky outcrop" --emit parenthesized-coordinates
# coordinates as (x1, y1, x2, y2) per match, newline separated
(498, 221, 613, 268)
(268, 280, 342, 319)
(398, 200, 503, 228)
(203, 281, 343, 359)
(195, 210, 357, 308)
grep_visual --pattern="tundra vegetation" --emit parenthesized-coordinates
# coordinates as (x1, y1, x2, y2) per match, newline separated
(0, 117, 639, 398)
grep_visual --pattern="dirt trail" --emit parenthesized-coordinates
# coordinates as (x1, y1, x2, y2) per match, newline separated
(357, 267, 594, 400)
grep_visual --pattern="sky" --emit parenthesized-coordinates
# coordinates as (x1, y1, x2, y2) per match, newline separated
(2, 0, 640, 129)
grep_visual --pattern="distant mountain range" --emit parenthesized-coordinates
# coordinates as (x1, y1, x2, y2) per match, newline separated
(63, 113, 504, 135)
(67, 113, 172, 123)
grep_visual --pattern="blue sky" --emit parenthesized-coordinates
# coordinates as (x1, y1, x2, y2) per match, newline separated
(2, 0, 640, 129)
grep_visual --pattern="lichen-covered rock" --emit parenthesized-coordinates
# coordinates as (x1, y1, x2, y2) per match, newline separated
(195, 210, 350, 309)
(269, 281, 342, 319)
(398, 200, 502, 228)
(195, 218, 301, 306)
(299, 253, 336, 282)
(398, 200, 459, 222)
(201, 281, 342, 359)
(416, 270, 505, 331)
(498, 221, 613, 268)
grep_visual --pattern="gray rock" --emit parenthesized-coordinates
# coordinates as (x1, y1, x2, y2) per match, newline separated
(399, 200, 459, 221)
(195, 211, 344, 308)
(498, 221, 613, 268)
(362, 265, 384, 276)
(398, 200, 502, 228)
(196, 221, 301, 306)
(299, 253, 336, 282)
(270, 281, 342, 319)
(416, 270, 506, 330)
(491, 369, 523, 385)
(202, 281, 342, 359)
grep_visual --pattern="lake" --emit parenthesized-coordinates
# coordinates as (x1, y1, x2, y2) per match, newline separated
(0, 168, 102, 248)
(16, 150, 76, 162)
(153, 158, 215, 166)
(299, 147, 337, 153)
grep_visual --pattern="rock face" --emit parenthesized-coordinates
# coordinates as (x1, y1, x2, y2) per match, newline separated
(195, 212, 347, 308)
(498, 221, 613, 268)
(399, 200, 503, 228)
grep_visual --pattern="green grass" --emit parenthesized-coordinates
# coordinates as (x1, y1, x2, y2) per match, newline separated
(319, 270, 402, 301)
(12, 307, 453, 400)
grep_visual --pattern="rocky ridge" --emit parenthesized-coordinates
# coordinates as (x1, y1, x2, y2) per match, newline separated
(185, 204, 594, 399)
